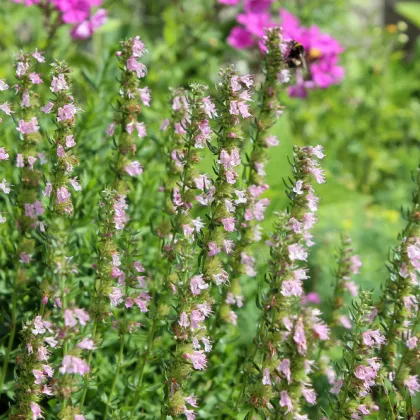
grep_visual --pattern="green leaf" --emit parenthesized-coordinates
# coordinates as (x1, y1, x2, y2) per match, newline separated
(396, 2, 420, 28)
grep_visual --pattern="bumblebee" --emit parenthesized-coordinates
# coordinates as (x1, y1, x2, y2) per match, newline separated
(285, 41, 307, 71)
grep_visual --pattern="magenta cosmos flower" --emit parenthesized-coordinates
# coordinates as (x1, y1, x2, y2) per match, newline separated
(13, 0, 107, 40)
(224, 4, 345, 97)
(279, 9, 345, 96)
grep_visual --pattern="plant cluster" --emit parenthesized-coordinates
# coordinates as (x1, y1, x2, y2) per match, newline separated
(0, 4, 419, 420)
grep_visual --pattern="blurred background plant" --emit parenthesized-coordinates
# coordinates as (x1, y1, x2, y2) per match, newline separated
(0, 0, 419, 417)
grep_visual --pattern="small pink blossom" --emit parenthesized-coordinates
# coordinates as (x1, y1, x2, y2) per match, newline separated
(339, 315, 352, 329)
(190, 275, 208, 296)
(17, 117, 39, 134)
(0, 147, 9, 161)
(184, 350, 207, 370)
(293, 319, 307, 355)
(330, 379, 343, 394)
(106, 122, 116, 136)
(56, 186, 70, 204)
(281, 279, 303, 297)
(279, 390, 293, 413)
(20, 252, 31, 263)
(126, 57, 147, 78)
(202, 96, 217, 118)
(277, 359, 291, 383)
(43, 183, 53, 197)
(407, 336, 418, 349)
(179, 312, 190, 328)
(302, 386, 317, 404)
(208, 241, 221, 257)
(65, 135, 76, 148)
(51, 74, 69, 92)
(265, 135, 279, 147)
(30, 402, 43, 420)
(345, 280, 358, 297)
(32, 49, 45, 63)
(313, 323, 330, 340)
(125, 161, 143, 176)
(404, 375, 420, 396)
(138, 87, 151, 106)
(262, 368, 271, 385)
(109, 287, 123, 306)
(29, 73, 43, 84)
(288, 243, 308, 261)
(0, 80, 9, 91)
(362, 330, 386, 348)
(59, 355, 90, 375)
(0, 102, 13, 115)
(32, 369, 45, 384)
(41, 102, 54, 113)
(77, 338, 96, 350)
(221, 217, 236, 232)
(57, 104, 77, 122)
(350, 254, 362, 274)
(16, 61, 29, 78)
(0, 179, 11, 194)
(213, 269, 229, 285)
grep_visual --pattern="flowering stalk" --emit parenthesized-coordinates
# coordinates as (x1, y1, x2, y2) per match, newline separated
(196, 66, 254, 330)
(240, 145, 329, 418)
(39, 60, 82, 325)
(0, 50, 45, 393)
(379, 166, 420, 398)
(160, 66, 253, 417)
(331, 290, 385, 419)
(10, 316, 58, 420)
(80, 36, 151, 409)
(219, 27, 287, 328)
(156, 85, 217, 420)
(106, 35, 149, 191)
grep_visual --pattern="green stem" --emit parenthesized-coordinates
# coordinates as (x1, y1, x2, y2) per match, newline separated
(0, 281, 17, 392)
(103, 335, 125, 420)
(80, 321, 97, 408)
(380, 377, 396, 420)
(129, 314, 158, 419)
